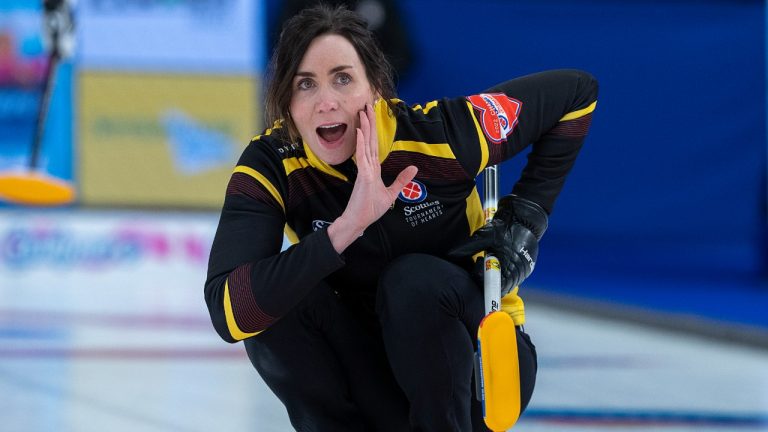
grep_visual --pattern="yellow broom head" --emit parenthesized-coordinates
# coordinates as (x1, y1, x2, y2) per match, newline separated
(0, 171, 75, 206)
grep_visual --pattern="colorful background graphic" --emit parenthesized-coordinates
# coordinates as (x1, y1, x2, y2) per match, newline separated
(78, 72, 257, 207)
(0, 1, 73, 186)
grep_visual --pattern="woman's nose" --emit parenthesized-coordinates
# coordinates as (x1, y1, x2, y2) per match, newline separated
(315, 86, 339, 112)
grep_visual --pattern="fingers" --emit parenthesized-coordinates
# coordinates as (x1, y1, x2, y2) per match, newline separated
(357, 104, 380, 167)
(392, 165, 418, 188)
(357, 109, 370, 166)
(447, 224, 495, 258)
(367, 103, 379, 163)
(500, 260, 525, 297)
(356, 127, 366, 164)
(388, 165, 418, 197)
(447, 235, 491, 258)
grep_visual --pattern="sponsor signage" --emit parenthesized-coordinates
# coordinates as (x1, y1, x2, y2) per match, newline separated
(78, 71, 257, 208)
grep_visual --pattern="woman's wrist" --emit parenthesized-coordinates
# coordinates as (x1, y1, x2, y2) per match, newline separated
(327, 215, 365, 254)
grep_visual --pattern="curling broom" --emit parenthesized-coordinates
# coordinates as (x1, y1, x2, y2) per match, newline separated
(476, 164, 520, 431)
(0, 0, 75, 206)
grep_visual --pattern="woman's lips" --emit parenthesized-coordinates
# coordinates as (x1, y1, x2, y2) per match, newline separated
(316, 123, 348, 147)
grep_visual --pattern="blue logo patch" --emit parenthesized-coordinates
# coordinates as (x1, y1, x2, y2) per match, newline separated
(398, 180, 427, 203)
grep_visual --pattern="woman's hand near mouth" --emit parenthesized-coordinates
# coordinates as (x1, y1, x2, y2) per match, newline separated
(327, 103, 418, 254)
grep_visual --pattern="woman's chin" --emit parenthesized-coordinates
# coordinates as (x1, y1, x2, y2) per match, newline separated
(315, 138, 354, 165)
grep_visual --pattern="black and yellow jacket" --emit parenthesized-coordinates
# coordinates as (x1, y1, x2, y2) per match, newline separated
(205, 69, 598, 343)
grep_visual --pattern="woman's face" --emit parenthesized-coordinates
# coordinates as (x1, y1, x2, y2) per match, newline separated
(289, 33, 376, 165)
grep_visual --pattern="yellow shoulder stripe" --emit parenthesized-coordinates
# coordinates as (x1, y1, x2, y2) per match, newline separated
(251, 121, 278, 142)
(283, 157, 311, 177)
(375, 98, 397, 161)
(223, 280, 261, 340)
(411, 100, 439, 114)
(560, 101, 597, 122)
(233, 165, 285, 213)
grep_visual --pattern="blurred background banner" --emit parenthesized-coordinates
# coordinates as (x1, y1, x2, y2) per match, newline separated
(78, 72, 256, 208)
(0, 209, 215, 314)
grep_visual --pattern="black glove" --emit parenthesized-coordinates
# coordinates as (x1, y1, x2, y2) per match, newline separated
(448, 195, 548, 296)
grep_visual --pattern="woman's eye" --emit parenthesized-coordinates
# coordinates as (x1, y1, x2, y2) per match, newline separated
(297, 79, 314, 90)
(335, 73, 351, 85)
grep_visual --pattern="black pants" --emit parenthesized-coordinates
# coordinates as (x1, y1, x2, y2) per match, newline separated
(244, 253, 537, 432)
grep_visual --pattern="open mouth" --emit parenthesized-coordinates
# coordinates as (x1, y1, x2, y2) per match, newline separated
(316, 123, 347, 145)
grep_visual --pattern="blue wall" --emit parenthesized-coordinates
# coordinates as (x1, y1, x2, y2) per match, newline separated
(390, 0, 766, 284)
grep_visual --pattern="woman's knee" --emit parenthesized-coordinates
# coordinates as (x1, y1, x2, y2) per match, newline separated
(518, 329, 538, 412)
(242, 285, 339, 371)
(378, 254, 442, 305)
(376, 253, 475, 316)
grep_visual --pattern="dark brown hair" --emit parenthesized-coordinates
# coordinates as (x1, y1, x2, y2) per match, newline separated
(264, 3, 396, 139)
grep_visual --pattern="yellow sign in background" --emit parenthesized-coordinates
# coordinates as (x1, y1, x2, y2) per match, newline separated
(78, 72, 258, 208)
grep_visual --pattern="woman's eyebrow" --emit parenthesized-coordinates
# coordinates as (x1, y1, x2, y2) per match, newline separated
(295, 65, 353, 78)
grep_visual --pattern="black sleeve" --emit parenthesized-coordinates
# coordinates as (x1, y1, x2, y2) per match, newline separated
(486, 69, 599, 213)
(204, 144, 345, 343)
